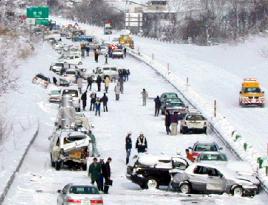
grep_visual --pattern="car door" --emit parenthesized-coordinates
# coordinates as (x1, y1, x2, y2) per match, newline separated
(189, 165, 209, 191)
(206, 168, 225, 192)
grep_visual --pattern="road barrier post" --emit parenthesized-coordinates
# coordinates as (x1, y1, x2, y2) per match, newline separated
(214, 100, 217, 118)
(152, 53, 154, 60)
(167, 63, 170, 74)
(186, 77, 189, 86)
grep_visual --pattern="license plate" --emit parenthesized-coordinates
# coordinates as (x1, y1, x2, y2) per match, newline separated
(82, 199, 90, 205)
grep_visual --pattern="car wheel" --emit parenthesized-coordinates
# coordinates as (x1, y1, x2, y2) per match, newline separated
(181, 127, 187, 134)
(232, 186, 243, 197)
(82, 164, 87, 171)
(146, 178, 158, 189)
(55, 161, 62, 171)
(50, 154, 55, 167)
(179, 183, 191, 194)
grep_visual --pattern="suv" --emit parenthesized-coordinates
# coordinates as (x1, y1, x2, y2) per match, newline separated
(180, 112, 207, 134)
(126, 154, 189, 189)
(94, 66, 118, 81)
(49, 130, 92, 170)
(171, 163, 260, 197)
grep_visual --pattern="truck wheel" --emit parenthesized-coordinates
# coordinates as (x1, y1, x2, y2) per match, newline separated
(146, 178, 158, 189)
(181, 127, 188, 134)
(55, 161, 62, 171)
(179, 183, 191, 194)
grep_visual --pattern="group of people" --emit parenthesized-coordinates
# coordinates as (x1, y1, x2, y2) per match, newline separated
(125, 132, 148, 164)
(165, 110, 185, 135)
(88, 157, 112, 194)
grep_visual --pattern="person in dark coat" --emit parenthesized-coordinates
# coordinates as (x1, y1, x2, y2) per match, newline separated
(87, 76, 93, 91)
(125, 132, 132, 164)
(95, 98, 101, 116)
(101, 93, 108, 112)
(86, 45, 90, 56)
(53, 76, 57, 85)
(88, 158, 102, 191)
(170, 112, 179, 135)
(94, 49, 99, 62)
(103, 157, 112, 194)
(96, 75, 102, 92)
(119, 76, 124, 94)
(81, 91, 87, 111)
(90, 92, 96, 111)
(105, 53, 108, 64)
(165, 110, 171, 135)
(126, 69, 130, 81)
(135, 133, 147, 153)
(123, 47, 127, 57)
(99, 159, 105, 191)
(154, 96, 161, 116)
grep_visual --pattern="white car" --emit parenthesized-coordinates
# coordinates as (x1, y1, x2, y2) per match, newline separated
(180, 112, 207, 134)
(48, 87, 61, 103)
(58, 54, 82, 65)
(62, 69, 78, 83)
(57, 184, 103, 205)
(49, 130, 92, 170)
(61, 87, 81, 111)
(94, 65, 118, 81)
(111, 49, 124, 58)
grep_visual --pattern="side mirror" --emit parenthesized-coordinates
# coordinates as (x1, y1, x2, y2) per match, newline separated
(57, 190, 61, 193)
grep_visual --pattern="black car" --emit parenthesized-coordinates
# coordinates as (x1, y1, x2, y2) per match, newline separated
(126, 154, 189, 189)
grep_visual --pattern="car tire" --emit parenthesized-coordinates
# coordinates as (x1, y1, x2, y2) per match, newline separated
(181, 127, 187, 134)
(51, 154, 55, 167)
(82, 164, 87, 171)
(232, 186, 243, 197)
(55, 161, 62, 171)
(146, 178, 158, 189)
(179, 183, 191, 194)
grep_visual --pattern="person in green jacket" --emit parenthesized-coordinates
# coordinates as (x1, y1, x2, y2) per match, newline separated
(88, 157, 102, 190)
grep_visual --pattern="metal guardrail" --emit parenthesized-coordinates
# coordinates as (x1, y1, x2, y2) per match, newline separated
(0, 122, 39, 205)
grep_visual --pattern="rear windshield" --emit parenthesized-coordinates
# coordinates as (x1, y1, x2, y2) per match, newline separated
(69, 186, 99, 194)
(62, 90, 78, 97)
(166, 93, 178, 98)
(194, 144, 217, 152)
(244, 87, 261, 93)
(186, 115, 205, 121)
(199, 153, 227, 161)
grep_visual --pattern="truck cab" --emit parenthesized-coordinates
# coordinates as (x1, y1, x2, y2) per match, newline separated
(239, 78, 265, 107)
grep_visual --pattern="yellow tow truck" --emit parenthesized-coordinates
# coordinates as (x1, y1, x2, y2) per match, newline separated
(239, 78, 265, 107)
(119, 34, 134, 49)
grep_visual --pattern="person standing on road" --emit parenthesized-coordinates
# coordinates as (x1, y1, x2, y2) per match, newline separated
(114, 82, 121, 101)
(81, 91, 87, 111)
(95, 97, 101, 116)
(119, 76, 124, 94)
(123, 47, 127, 57)
(170, 111, 179, 135)
(154, 96, 161, 116)
(88, 158, 102, 191)
(104, 76, 111, 93)
(101, 93, 108, 112)
(103, 157, 112, 194)
(125, 132, 132, 164)
(96, 75, 102, 92)
(126, 69, 130, 81)
(105, 53, 108, 64)
(77, 76, 83, 94)
(87, 76, 93, 91)
(88, 130, 99, 156)
(141, 88, 148, 106)
(135, 133, 148, 153)
(94, 49, 99, 63)
(165, 110, 171, 135)
(53, 76, 57, 85)
(90, 92, 96, 111)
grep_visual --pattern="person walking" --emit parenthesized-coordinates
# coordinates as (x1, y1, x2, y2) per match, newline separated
(87, 76, 93, 91)
(123, 47, 127, 57)
(119, 76, 124, 94)
(99, 159, 105, 192)
(126, 69, 130, 81)
(170, 111, 179, 135)
(135, 133, 148, 153)
(86, 44, 90, 56)
(101, 93, 108, 112)
(77, 76, 83, 94)
(103, 157, 112, 194)
(53, 76, 57, 85)
(94, 49, 99, 63)
(165, 110, 171, 135)
(104, 76, 111, 93)
(105, 53, 108, 64)
(141, 88, 148, 106)
(96, 75, 102, 92)
(90, 92, 96, 111)
(125, 132, 132, 164)
(114, 82, 121, 101)
(95, 98, 101, 116)
(81, 91, 87, 111)
(88, 158, 102, 191)
(154, 96, 161, 116)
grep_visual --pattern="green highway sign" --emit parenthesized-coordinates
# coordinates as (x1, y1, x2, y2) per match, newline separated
(27, 7, 49, 18)
(35, 18, 50, 26)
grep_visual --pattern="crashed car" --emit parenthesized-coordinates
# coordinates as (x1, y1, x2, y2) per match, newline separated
(170, 163, 260, 197)
(180, 112, 207, 134)
(32, 73, 50, 88)
(126, 154, 189, 189)
(49, 130, 93, 170)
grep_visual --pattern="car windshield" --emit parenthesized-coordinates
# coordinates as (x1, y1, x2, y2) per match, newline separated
(50, 90, 61, 95)
(194, 144, 218, 152)
(69, 186, 99, 194)
(186, 115, 205, 121)
(244, 87, 261, 93)
(62, 90, 78, 97)
(165, 93, 178, 99)
(199, 153, 227, 161)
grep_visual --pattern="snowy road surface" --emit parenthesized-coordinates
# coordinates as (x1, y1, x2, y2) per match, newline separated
(2, 39, 268, 204)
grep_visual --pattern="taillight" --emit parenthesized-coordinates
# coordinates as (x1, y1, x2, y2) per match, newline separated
(91, 199, 103, 205)
(67, 198, 81, 203)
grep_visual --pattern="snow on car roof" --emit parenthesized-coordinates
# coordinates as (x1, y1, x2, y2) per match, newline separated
(137, 153, 172, 166)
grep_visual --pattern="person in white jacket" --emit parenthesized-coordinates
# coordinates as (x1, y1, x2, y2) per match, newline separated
(114, 82, 121, 101)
